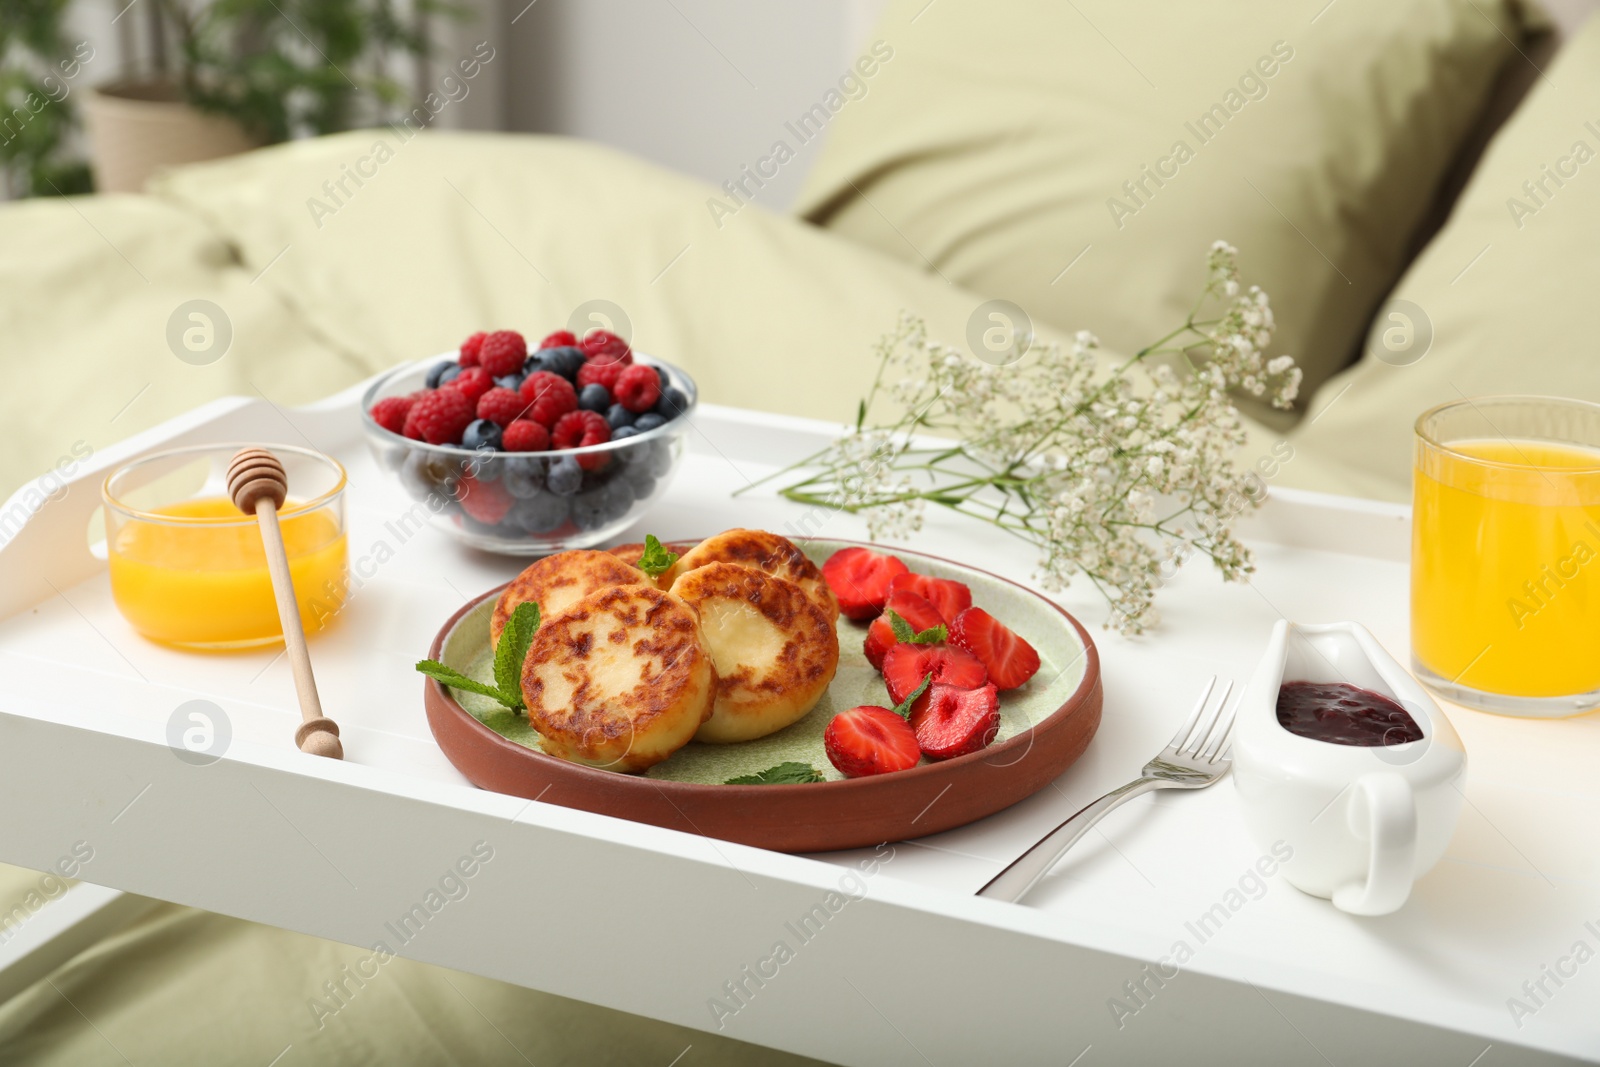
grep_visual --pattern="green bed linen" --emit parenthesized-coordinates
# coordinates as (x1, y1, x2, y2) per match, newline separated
(0, 194, 369, 504)
(0, 895, 825, 1066)
(793, 0, 1525, 424)
(1263, 12, 1600, 501)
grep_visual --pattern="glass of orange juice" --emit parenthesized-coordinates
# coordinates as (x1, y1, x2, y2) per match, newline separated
(1412, 396, 1600, 717)
(103, 444, 348, 650)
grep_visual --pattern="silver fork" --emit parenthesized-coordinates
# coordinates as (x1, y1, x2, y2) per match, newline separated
(977, 676, 1237, 904)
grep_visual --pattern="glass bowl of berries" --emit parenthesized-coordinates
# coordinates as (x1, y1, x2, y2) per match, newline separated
(360, 328, 697, 555)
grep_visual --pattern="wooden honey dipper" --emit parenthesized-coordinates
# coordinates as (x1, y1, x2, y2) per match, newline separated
(227, 447, 344, 760)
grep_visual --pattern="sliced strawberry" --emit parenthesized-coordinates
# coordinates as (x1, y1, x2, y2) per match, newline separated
(863, 591, 945, 670)
(888, 573, 972, 625)
(949, 607, 1041, 691)
(881, 642, 988, 705)
(824, 705, 922, 778)
(910, 682, 1000, 760)
(822, 547, 910, 621)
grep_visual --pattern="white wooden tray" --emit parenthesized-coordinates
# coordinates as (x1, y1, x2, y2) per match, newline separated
(0, 375, 1595, 1067)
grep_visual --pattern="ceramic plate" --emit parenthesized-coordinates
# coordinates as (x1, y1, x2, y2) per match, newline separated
(423, 539, 1101, 852)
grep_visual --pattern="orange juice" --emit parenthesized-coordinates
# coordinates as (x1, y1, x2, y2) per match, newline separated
(109, 497, 348, 649)
(1412, 438, 1600, 699)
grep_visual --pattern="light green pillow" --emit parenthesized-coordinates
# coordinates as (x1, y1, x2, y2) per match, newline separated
(149, 130, 1129, 431)
(1270, 12, 1600, 502)
(795, 0, 1524, 425)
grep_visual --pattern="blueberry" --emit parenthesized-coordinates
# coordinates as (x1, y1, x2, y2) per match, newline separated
(580, 459, 618, 488)
(654, 387, 688, 419)
(495, 373, 526, 393)
(578, 383, 612, 413)
(425, 361, 455, 389)
(619, 437, 650, 463)
(548, 456, 583, 497)
(535, 346, 585, 381)
(467, 451, 504, 482)
(461, 419, 503, 452)
(572, 478, 635, 531)
(612, 424, 641, 441)
(437, 363, 463, 387)
(633, 412, 666, 433)
(399, 450, 462, 502)
(603, 403, 634, 430)
(502, 456, 546, 498)
(644, 440, 674, 478)
(513, 491, 568, 534)
(623, 463, 656, 497)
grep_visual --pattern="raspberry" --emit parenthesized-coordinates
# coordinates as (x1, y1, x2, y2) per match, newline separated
(456, 473, 513, 525)
(403, 387, 474, 445)
(613, 364, 662, 413)
(576, 359, 625, 392)
(553, 409, 611, 468)
(503, 419, 551, 452)
(447, 367, 494, 405)
(579, 329, 632, 364)
(477, 387, 530, 427)
(478, 330, 528, 378)
(459, 331, 487, 367)
(370, 395, 415, 434)
(540, 330, 577, 349)
(519, 371, 578, 427)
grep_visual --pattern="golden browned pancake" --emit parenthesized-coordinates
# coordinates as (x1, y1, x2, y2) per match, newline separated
(520, 585, 715, 772)
(669, 562, 839, 743)
(664, 529, 838, 623)
(491, 550, 654, 643)
(609, 543, 647, 567)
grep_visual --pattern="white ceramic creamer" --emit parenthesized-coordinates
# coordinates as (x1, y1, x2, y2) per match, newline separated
(1233, 621, 1467, 916)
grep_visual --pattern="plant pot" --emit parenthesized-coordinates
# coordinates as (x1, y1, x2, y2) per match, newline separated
(81, 80, 263, 193)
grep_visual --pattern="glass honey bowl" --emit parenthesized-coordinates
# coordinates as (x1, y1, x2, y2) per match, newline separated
(103, 444, 349, 650)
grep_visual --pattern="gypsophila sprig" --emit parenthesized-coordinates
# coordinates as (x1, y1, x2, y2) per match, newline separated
(751, 242, 1299, 635)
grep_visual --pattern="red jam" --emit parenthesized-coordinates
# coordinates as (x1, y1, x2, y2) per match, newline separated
(1275, 681, 1424, 747)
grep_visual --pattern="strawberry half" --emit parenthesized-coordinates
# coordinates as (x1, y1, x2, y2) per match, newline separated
(881, 642, 988, 705)
(863, 591, 945, 670)
(824, 705, 922, 777)
(888, 572, 972, 625)
(949, 607, 1041, 691)
(910, 682, 1000, 760)
(822, 547, 910, 621)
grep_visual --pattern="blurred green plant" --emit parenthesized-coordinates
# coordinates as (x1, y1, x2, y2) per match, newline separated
(154, 0, 466, 143)
(0, 0, 94, 197)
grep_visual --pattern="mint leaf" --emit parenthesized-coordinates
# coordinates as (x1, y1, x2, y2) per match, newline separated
(890, 674, 932, 719)
(886, 609, 946, 645)
(492, 601, 541, 710)
(636, 534, 679, 579)
(886, 609, 915, 643)
(416, 660, 513, 705)
(725, 762, 825, 785)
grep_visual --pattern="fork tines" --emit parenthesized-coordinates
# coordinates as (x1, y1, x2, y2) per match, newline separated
(1169, 675, 1236, 764)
